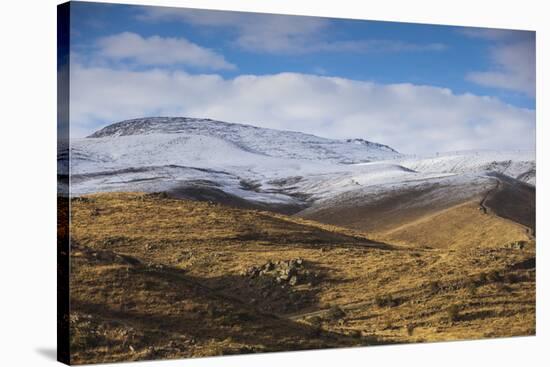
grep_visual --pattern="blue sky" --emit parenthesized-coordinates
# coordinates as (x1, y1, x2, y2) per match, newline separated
(66, 1, 535, 154)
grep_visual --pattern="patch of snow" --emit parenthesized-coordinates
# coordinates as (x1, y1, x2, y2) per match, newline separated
(66, 118, 536, 204)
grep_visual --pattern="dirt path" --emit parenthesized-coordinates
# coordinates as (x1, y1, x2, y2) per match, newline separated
(479, 177, 500, 214)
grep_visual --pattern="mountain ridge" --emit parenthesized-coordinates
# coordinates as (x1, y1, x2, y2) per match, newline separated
(67, 116, 535, 219)
(87, 117, 398, 150)
(87, 117, 400, 163)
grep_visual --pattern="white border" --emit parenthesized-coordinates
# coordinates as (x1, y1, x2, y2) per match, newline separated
(0, 1, 546, 366)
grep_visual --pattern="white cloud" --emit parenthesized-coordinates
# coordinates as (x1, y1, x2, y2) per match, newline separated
(139, 8, 446, 55)
(95, 32, 235, 70)
(461, 28, 535, 97)
(138, 7, 327, 54)
(70, 65, 534, 155)
(467, 40, 535, 97)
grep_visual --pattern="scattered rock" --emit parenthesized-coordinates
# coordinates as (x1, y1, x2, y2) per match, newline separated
(72, 196, 93, 204)
(506, 240, 528, 250)
(263, 261, 274, 271)
(242, 258, 314, 287)
(289, 275, 298, 286)
(145, 192, 169, 199)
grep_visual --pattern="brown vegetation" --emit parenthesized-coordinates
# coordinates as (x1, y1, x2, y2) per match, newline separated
(68, 192, 535, 364)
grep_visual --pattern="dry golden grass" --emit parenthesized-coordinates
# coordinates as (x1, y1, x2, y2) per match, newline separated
(69, 243, 362, 364)
(373, 201, 531, 249)
(68, 193, 535, 364)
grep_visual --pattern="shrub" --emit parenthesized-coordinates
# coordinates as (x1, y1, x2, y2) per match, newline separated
(326, 305, 346, 321)
(466, 279, 477, 295)
(349, 329, 362, 338)
(495, 282, 511, 293)
(447, 305, 460, 322)
(362, 335, 380, 345)
(429, 281, 441, 293)
(406, 324, 416, 336)
(307, 316, 324, 336)
(375, 294, 400, 308)
(307, 315, 323, 327)
(70, 328, 99, 350)
(503, 273, 519, 284)
(487, 270, 502, 282)
(206, 305, 221, 318)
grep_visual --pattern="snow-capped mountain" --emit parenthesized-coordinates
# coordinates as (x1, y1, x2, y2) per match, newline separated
(87, 117, 400, 164)
(66, 117, 535, 212)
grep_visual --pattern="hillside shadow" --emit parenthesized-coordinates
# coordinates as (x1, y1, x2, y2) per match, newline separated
(196, 260, 345, 315)
(69, 246, 375, 363)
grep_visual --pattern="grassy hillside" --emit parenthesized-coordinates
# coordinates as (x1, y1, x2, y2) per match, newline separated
(68, 193, 535, 364)
(373, 201, 530, 249)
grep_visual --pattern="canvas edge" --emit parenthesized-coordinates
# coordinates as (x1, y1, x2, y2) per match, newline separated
(57, 1, 71, 365)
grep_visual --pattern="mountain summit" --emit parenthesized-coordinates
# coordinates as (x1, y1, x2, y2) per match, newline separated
(88, 117, 400, 164)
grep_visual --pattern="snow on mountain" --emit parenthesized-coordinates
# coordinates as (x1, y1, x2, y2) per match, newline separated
(67, 117, 535, 208)
(394, 150, 535, 185)
(88, 117, 400, 164)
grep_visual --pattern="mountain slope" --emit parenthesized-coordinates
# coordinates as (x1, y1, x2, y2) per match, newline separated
(69, 117, 404, 206)
(68, 117, 535, 226)
(68, 192, 535, 364)
(87, 117, 400, 164)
